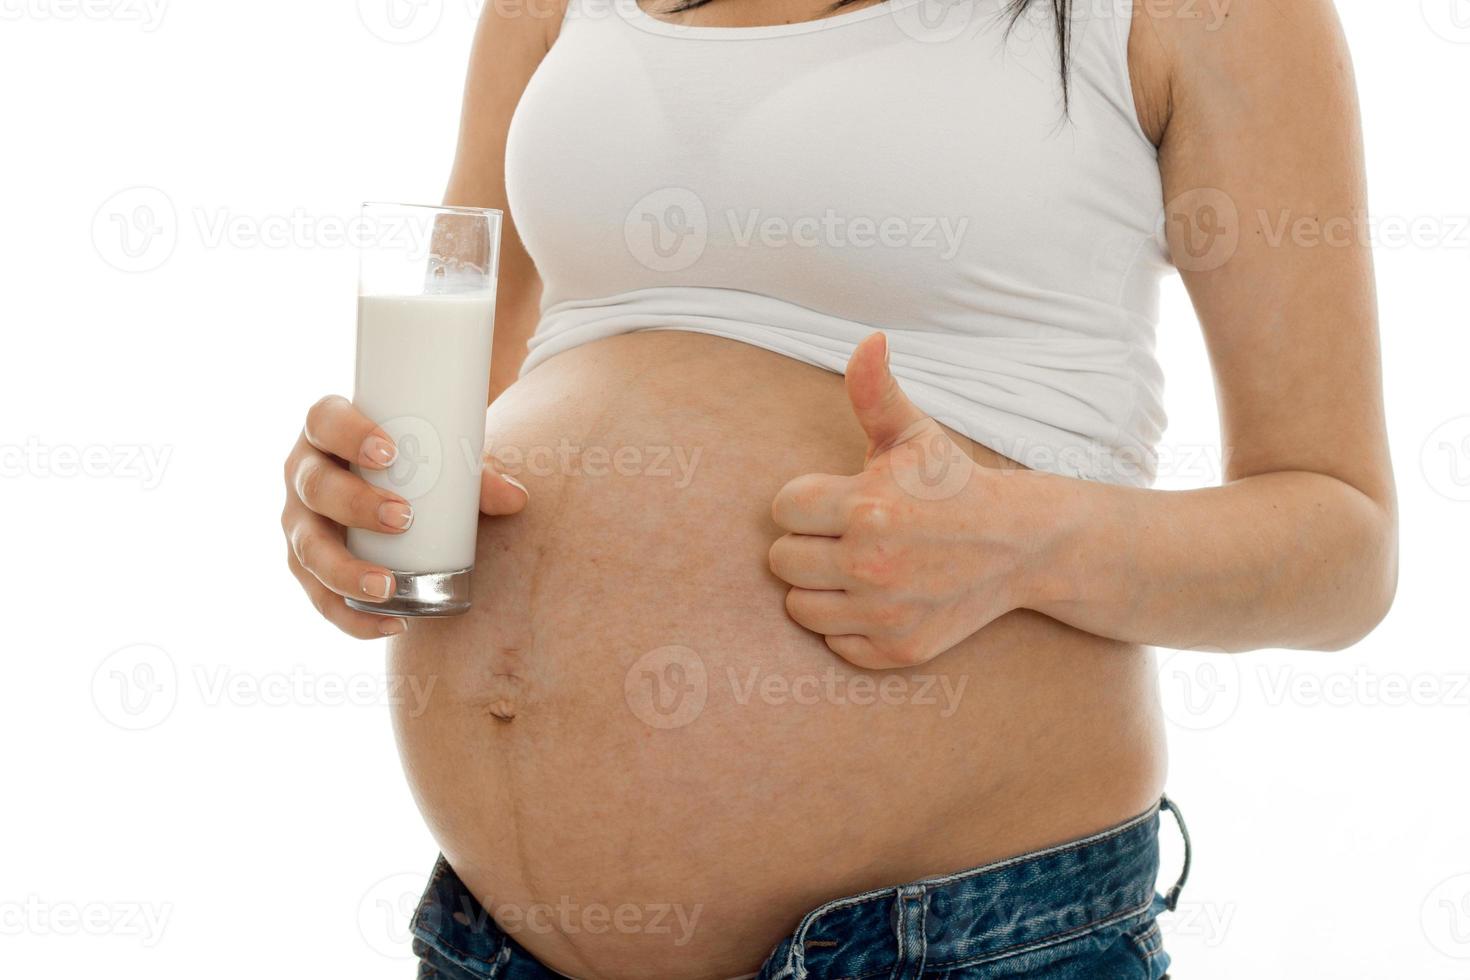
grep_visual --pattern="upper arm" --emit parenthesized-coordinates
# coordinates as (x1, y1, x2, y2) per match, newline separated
(443, 0, 568, 397)
(1132, 0, 1394, 509)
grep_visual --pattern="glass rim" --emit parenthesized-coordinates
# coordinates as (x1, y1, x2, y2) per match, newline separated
(361, 200, 504, 218)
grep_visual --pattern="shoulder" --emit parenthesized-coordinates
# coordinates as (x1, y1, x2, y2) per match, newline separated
(1125, 0, 1355, 147)
(471, 0, 571, 54)
(542, 0, 574, 49)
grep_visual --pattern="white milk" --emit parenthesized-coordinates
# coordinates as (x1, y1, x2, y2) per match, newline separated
(347, 291, 494, 574)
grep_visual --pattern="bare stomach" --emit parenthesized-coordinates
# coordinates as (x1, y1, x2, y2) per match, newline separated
(389, 331, 1167, 980)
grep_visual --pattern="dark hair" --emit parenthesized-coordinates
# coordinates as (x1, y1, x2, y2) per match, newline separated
(662, 0, 1073, 106)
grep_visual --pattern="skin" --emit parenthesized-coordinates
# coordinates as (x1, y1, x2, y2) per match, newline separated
(280, 0, 1395, 975)
(770, 0, 1396, 666)
(385, 332, 1167, 978)
(284, 0, 1395, 654)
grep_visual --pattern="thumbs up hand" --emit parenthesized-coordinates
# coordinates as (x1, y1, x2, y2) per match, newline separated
(768, 333, 1037, 670)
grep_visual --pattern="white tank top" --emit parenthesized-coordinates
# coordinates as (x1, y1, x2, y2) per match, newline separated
(506, 0, 1171, 485)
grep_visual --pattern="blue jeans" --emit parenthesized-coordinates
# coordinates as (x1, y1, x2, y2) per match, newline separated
(413, 797, 1191, 979)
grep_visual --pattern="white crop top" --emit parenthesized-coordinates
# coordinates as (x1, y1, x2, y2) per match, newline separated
(505, 0, 1172, 485)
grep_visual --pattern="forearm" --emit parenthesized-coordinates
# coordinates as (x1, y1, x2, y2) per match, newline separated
(487, 284, 539, 402)
(1020, 469, 1398, 652)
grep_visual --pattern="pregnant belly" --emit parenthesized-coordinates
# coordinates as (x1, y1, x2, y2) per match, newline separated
(389, 332, 1167, 980)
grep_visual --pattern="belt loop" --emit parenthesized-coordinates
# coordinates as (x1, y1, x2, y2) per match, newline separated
(1159, 795, 1192, 912)
(784, 913, 816, 980)
(785, 938, 807, 980)
(890, 884, 929, 980)
(471, 932, 507, 979)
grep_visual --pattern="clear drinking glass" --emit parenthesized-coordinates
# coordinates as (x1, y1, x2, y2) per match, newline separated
(345, 202, 502, 617)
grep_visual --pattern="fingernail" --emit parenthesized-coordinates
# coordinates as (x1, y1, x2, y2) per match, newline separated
(379, 500, 414, 530)
(361, 571, 393, 600)
(363, 435, 397, 467)
(502, 474, 529, 499)
(379, 618, 408, 637)
(880, 334, 890, 367)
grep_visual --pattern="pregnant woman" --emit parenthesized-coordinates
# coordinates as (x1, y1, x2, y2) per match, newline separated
(281, 0, 1396, 976)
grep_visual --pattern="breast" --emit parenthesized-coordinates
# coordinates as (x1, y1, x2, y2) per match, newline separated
(504, 2, 1172, 487)
(508, 1, 1168, 329)
(388, 331, 1167, 979)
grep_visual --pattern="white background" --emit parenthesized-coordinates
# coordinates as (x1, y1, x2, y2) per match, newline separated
(1, 1, 1467, 977)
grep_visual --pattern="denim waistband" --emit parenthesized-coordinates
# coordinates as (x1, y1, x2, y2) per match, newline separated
(765, 797, 1189, 979)
(411, 857, 551, 980)
(413, 797, 1190, 980)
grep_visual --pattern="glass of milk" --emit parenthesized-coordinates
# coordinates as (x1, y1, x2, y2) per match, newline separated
(345, 202, 501, 617)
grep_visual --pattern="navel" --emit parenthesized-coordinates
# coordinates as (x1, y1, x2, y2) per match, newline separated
(481, 670, 527, 722)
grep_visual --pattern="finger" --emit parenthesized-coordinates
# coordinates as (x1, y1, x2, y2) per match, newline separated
(288, 546, 406, 639)
(768, 534, 847, 589)
(293, 452, 413, 532)
(480, 466, 530, 517)
(771, 472, 852, 536)
(784, 588, 864, 636)
(303, 394, 398, 469)
(824, 634, 896, 671)
(844, 333, 929, 459)
(287, 509, 400, 604)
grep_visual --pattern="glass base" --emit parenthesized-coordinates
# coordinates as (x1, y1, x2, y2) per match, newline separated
(346, 567, 472, 618)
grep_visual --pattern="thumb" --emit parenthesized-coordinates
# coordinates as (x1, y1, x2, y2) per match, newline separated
(845, 333, 930, 460)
